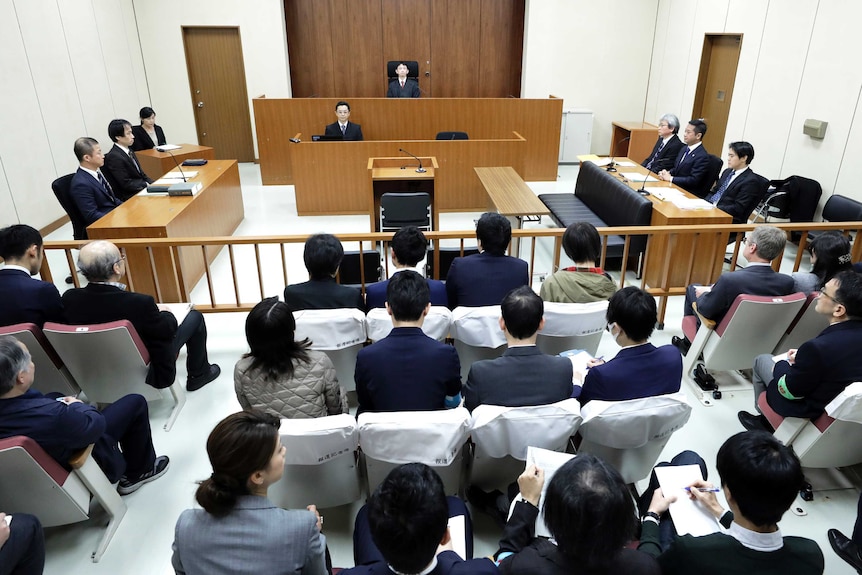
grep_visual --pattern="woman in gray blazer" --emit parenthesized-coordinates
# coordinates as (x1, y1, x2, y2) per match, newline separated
(171, 410, 328, 575)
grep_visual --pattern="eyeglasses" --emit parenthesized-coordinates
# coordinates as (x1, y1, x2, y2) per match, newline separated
(112, 254, 126, 267)
(819, 290, 843, 305)
(743, 236, 755, 247)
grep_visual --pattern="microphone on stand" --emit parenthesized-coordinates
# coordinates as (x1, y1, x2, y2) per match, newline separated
(607, 136, 631, 172)
(638, 168, 652, 196)
(398, 148, 426, 173)
(159, 148, 188, 182)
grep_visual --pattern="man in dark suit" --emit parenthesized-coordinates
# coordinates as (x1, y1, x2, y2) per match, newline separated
(0, 336, 169, 494)
(102, 119, 153, 201)
(642, 113, 685, 173)
(657, 119, 711, 197)
(445, 212, 529, 308)
(69, 136, 122, 226)
(355, 271, 461, 415)
(324, 101, 364, 140)
(706, 141, 767, 225)
(739, 270, 862, 430)
(284, 233, 364, 310)
(386, 62, 420, 98)
(0, 225, 63, 327)
(580, 287, 681, 406)
(61, 240, 220, 391)
(365, 226, 446, 310)
(464, 286, 572, 411)
(682, 225, 795, 324)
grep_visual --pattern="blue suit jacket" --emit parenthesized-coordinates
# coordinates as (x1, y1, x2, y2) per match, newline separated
(766, 320, 862, 418)
(696, 265, 795, 323)
(355, 327, 461, 414)
(464, 346, 573, 411)
(669, 144, 710, 196)
(0, 269, 63, 327)
(580, 344, 682, 406)
(69, 167, 121, 226)
(387, 78, 420, 98)
(445, 252, 529, 309)
(324, 121, 364, 141)
(365, 273, 447, 310)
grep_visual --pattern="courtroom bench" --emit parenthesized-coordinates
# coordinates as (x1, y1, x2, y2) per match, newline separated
(538, 160, 653, 262)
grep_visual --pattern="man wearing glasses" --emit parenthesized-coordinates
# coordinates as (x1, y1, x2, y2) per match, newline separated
(739, 270, 862, 431)
(642, 114, 684, 173)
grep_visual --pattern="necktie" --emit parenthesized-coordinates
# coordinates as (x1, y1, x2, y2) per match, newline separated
(401, 80, 405, 88)
(708, 171, 733, 204)
(341, 124, 346, 135)
(646, 140, 665, 171)
(129, 150, 143, 176)
(97, 171, 118, 203)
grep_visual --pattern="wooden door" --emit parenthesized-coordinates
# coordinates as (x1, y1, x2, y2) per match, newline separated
(182, 27, 255, 162)
(382, 0, 432, 96)
(692, 34, 742, 156)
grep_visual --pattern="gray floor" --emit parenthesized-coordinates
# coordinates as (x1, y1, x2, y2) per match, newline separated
(37, 163, 860, 574)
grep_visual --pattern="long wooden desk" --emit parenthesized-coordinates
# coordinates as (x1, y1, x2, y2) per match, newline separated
(135, 144, 215, 179)
(87, 160, 244, 302)
(475, 166, 550, 256)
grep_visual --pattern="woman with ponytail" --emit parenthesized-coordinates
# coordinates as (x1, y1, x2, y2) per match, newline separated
(171, 410, 328, 574)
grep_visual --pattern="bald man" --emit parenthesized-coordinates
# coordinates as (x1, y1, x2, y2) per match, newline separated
(61, 241, 220, 391)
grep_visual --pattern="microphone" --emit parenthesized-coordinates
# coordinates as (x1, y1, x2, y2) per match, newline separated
(162, 149, 188, 182)
(398, 148, 426, 173)
(638, 168, 651, 196)
(607, 136, 630, 172)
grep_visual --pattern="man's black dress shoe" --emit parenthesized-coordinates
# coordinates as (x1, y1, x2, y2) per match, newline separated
(737, 411, 772, 432)
(828, 528, 862, 573)
(187, 364, 221, 392)
(466, 485, 507, 528)
(671, 336, 690, 356)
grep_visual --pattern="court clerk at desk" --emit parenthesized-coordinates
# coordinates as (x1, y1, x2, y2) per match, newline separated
(324, 100, 364, 141)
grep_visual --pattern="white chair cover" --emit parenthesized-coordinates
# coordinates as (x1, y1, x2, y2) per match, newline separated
(293, 308, 367, 350)
(358, 407, 471, 466)
(539, 301, 608, 336)
(824, 381, 862, 424)
(366, 306, 453, 342)
(579, 392, 691, 449)
(450, 306, 506, 348)
(279, 414, 359, 465)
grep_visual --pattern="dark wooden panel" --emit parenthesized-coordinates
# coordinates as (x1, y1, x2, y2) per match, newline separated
(381, 0, 432, 96)
(478, 0, 523, 97)
(284, 0, 337, 97)
(334, 0, 384, 97)
(431, 0, 481, 97)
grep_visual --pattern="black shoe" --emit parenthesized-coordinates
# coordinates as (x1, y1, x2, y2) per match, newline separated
(187, 364, 220, 391)
(671, 336, 691, 356)
(829, 529, 862, 573)
(693, 364, 716, 391)
(738, 411, 772, 432)
(118, 455, 170, 495)
(65, 275, 74, 284)
(467, 485, 507, 528)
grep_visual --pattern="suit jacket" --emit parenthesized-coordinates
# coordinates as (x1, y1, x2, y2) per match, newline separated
(464, 346, 573, 411)
(284, 278, 364, 311)
(342, 552, 497, 575)
(669, 144, 710, 196)
(386, 78, 420, 98)
(355, 327, 461, 414)
(324, 121, 364, 141)
(365, 274, 447, 310)
(579, 344, 682, 406)
(642, 135, 685, 173)
(131, 124, 167, 151)
(69, 167, 121, 226)
(446, 252, 529, 309)
(696, 264, 795, 323)
(709, 168, 767, 224)
(0, 268, 63, 327)
(61, 283, 178, 389)
(766, 320, 862, 418)
(102, 145, 153, 201)
(172, 495, 327, 575)
(499, 501, 661, 575)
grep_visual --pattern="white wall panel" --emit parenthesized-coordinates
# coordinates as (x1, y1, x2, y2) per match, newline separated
(0, 160, 22, 229)
(93, 0, 146, 119)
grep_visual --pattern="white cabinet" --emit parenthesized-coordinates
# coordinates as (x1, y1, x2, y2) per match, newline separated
(559, 109, 593, 163)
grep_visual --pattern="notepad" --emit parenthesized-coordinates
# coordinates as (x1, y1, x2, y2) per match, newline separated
(155, 144, 181, 151)
(654, 465, 720, 536)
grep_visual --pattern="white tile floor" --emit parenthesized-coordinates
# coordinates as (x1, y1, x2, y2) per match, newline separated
(38, 163, 860, 574)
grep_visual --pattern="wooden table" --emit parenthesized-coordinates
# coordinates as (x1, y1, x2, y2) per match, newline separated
(87, 160, 244, 302)
(135, 144, 216, 179)
(475, 166, 550, 256)
(369, 157, 438, 232)
(610, 122, 658, 164)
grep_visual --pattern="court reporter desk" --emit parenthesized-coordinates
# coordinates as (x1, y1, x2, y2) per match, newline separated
(135, 144, 215, 179)
(87, 160, 243, 302)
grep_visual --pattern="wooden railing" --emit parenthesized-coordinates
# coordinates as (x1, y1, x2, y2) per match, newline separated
(41, 222, 862, 324)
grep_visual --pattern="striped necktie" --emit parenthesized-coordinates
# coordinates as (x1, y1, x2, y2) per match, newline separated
(708, 171, 733, 203)
(646, 140, 665, 171)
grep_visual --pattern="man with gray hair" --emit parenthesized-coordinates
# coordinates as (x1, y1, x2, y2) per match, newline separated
(61, 240, 220, 391)
(642, 113, 684, 173)
(0, 336, 169, 494)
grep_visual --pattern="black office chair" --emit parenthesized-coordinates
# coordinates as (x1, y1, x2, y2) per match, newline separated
(386, 60, 420, 84)
(338, 251, 382, 287)
(806, 194, 862, 244)
(52, 174, 88, 241)
(380, 192, 432, 232)
(435, 131, 469, 140)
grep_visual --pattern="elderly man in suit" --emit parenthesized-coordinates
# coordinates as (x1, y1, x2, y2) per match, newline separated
(324, 101, 364, 141)
(706, 141, 768, 225)
(69, 136, 122, 226)
(0, 225, 63, 327)
(355, 271, 461, 415)
(446, 212, 529, 308)
(657, 119, 711, 197)
(61, 240, 220, 391)
(464, 286, 572, 411)
(642, 113, 685, 173)
(102, 119, 153, 201)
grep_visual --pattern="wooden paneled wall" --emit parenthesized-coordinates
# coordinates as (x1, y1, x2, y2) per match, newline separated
(284, 0, 524, 98)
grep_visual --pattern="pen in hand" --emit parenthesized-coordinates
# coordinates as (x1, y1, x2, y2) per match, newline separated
(684, 487, 720, 493)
